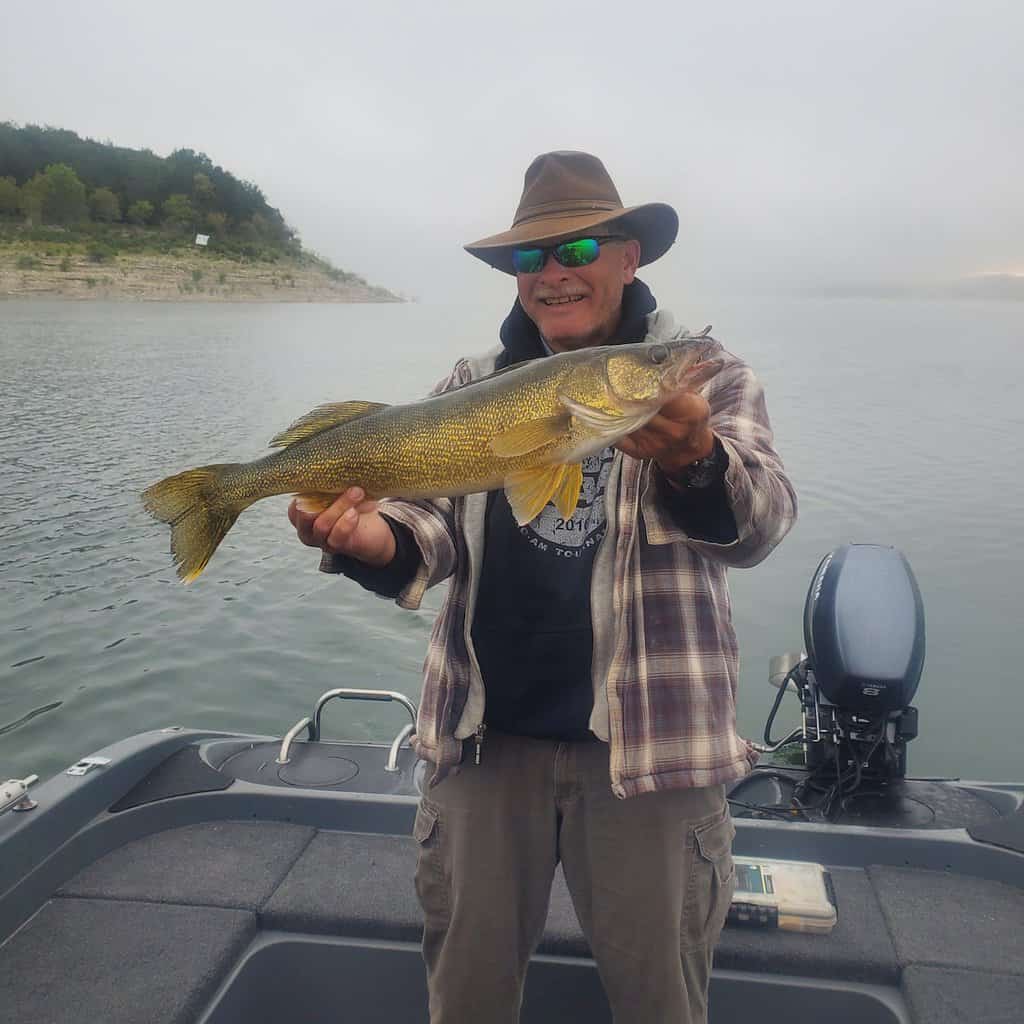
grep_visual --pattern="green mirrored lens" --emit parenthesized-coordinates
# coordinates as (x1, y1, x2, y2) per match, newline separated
(554, 238, 600, 267)
(512, 248, 544, 274)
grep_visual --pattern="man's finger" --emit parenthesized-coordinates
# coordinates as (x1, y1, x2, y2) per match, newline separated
(658, 391, 710, 422)
(639, 412, 692, 441)
(310, 489, 358, 543)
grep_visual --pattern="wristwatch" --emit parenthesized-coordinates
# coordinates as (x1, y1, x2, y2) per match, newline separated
(676, 438, 727, 489)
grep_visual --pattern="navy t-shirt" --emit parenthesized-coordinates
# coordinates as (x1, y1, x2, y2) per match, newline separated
(470, 448, 614, 740)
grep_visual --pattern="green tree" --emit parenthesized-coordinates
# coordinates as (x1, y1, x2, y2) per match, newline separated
(40, 163, 88, 225)
(239, 212, 271, 241)
(204, 210, 227, 235)
(0, 176, 19, 216)
(161, 193, 194, 228)
(90, 186, 121, 222)
(192, 171, 216, 213)
(126, 199, 154, 225)
(19, 172, 48, 224)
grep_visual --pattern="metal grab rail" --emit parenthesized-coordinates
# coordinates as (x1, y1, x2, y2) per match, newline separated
(275, 717, 314, 766)
(311, 688, 417, 741)
(276, 688, 418, 773)
(387, 723, 417, 774)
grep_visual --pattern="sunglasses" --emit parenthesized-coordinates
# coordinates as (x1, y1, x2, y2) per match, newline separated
(511, 236, 623, 275)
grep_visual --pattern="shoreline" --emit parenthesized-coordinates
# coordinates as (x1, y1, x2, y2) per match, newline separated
(0, 246, 403, 304)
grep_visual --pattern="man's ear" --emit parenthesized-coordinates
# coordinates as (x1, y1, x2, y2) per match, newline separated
(622, 239, 641, 283)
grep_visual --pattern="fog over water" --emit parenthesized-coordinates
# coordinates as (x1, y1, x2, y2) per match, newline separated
(2, 2, 1021, 302)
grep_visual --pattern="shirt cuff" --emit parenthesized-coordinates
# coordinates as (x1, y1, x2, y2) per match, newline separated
(318, 515, 421, 598)
(656, 438, 739, 544)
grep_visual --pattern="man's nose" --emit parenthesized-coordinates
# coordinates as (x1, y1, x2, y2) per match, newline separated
(536, 252, 568, 281)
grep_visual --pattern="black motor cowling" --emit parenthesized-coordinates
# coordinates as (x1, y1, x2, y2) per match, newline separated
(804, 544, 925, 715)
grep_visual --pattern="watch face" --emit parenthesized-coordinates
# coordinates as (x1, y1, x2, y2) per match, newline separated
(684, 461, 715, 488)
(682, 444, 724, 488)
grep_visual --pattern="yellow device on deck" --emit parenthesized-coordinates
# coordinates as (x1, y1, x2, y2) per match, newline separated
(729, 857, 838, 934)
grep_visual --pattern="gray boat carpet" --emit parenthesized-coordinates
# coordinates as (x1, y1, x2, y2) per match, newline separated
(868, 865, 1024, 974)
(262, 830, 424, 941)
(713, 866, 900, 984)
(57, 821, 315, 911)
(260, 829, 902, 984)
(902, 965, 1024, 1024)
(0, 897, 256, 1024)
(27, 820, 1024, 1024)
(109, 745, 233, 811)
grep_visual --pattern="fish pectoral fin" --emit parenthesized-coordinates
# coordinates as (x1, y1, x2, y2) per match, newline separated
(269, 401, 389, 448)
(559, 395, 653, 440)
(504, 462, 582, 525)
(293, 491, 337, 514)
(489, 414, 571, 458)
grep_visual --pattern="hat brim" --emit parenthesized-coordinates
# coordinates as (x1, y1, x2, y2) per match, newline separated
(464, 202, 678, 275)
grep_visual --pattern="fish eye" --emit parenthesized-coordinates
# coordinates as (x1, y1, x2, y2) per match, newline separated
(649, 344, 669, 364)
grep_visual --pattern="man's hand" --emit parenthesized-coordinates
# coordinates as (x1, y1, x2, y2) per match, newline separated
(615, 391, 715, 477)
(287, 487, 397, 567)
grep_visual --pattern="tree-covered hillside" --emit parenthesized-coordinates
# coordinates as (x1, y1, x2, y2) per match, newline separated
(0, 123, 301, 262)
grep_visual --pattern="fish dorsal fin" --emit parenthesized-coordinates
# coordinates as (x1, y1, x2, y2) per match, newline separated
(489, 414, 572, 458)
(269, 401, 388, 448)
(504, 462, 584, 525)
(446, 358, 533, 393)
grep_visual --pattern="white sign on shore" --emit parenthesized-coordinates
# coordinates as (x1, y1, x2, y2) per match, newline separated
(195, 234, 210, 247)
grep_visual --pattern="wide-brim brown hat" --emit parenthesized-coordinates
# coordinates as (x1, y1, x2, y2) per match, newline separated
(465, 151, 678, 275)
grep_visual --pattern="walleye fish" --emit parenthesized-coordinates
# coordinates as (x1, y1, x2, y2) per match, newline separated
(143, 336, 722, 582)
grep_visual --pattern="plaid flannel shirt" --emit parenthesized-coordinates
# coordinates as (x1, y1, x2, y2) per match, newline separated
(360, 310, 797, 798)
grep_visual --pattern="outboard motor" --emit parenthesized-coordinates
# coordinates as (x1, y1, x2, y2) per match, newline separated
(804, 544, 925, 718)
(761, 544, 925, 818)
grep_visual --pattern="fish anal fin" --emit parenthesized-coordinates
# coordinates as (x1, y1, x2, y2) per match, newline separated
(293, 491, 337, 515)
(504, 462, 582, 525)
(553, 463, 583, 518)
(269, 401, 388, 448)
(489, 414, 571, 458)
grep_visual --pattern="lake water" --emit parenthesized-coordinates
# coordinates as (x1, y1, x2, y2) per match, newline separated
(1, 296, 1022, 784)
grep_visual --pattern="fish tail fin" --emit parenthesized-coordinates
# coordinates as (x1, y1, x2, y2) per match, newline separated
(142, 463, 248, 583)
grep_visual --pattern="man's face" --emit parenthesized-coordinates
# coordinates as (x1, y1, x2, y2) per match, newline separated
(516, 237, 641, 352)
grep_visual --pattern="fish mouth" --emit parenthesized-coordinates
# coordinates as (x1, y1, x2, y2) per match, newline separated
(662, 341, 722, 393)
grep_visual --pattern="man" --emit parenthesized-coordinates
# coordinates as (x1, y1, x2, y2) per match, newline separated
(289, 151, 797, 1023)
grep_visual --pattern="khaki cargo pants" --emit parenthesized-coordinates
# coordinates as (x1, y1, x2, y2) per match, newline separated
(412, 731, 735, 1023)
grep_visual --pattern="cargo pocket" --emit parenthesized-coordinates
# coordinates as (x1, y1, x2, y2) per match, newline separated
(682, 810, 736, 951)
(413, 800, 450, 924)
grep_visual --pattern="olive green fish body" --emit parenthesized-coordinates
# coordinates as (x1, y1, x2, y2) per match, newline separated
(143, 338, 720, 581)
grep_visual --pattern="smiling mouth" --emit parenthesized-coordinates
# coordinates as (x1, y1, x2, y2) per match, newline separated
(541, 295, 585, 306)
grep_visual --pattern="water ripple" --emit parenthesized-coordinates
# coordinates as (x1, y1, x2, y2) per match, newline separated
(2, 297, 1022, 786)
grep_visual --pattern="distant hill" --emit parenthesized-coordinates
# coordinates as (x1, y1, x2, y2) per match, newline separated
(0, 123, 400, 301)
(0, 123, 294, 250)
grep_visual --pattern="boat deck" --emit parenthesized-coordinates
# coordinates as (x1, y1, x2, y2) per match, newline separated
(2, 732, 1023, 1023)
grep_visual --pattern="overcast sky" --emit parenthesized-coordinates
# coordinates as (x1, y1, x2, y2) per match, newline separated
(2, 1, 1020, 303)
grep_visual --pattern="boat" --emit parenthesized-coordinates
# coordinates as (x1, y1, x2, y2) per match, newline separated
(1, 544, 1022, 1023)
